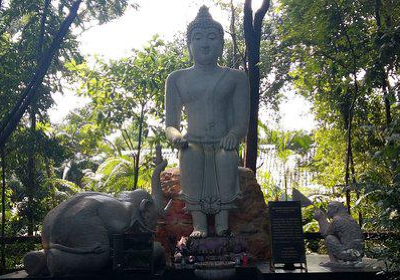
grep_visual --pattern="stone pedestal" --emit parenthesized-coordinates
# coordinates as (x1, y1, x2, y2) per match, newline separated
(155, 167, 270, 262)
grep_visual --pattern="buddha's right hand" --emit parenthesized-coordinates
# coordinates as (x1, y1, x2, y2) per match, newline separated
(166, 127, 188, 149)
(173, 137, 188, 150)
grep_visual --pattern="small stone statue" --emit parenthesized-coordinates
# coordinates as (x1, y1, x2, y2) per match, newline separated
(314, 201, 364, 267)
(164, 6, 250, 238)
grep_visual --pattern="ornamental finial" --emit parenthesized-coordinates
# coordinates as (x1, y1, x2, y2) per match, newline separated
(186, 5, 224, 44)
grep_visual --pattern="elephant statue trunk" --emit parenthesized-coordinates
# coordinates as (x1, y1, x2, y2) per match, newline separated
(151, 145, 171, 216)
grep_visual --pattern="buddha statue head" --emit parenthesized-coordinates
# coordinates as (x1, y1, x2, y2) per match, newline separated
(186, 5, 224, 64)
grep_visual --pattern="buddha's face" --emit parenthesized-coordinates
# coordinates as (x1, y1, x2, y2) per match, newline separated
(189, 27, 223, 65)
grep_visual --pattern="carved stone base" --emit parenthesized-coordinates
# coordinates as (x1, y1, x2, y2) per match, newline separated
(173, 236, 247, 264)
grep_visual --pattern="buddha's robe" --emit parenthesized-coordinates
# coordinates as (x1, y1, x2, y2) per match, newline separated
(165, 67, 249, 214)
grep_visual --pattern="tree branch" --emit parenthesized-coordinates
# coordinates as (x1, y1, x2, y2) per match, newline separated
(38, 0, 51, 60)
(0, 0, 83, 150)
(254, 0, 270, 33)
(121, 129, 135, 152)
(1, 148, 5, 271)
(244, 0, 254, 46)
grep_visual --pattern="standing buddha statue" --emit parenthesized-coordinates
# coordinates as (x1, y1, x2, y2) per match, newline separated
(165, 6, 250, 238)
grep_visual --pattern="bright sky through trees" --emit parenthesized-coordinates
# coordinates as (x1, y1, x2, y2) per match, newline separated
(49, 0, 315, 131)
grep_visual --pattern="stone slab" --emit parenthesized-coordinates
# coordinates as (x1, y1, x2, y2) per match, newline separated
(0, 255, 385, 280)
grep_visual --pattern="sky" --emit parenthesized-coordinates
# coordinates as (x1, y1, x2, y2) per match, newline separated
(49, 0, 316, 132)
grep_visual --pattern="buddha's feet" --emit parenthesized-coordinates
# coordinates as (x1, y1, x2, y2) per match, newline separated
(216, 229, 234, 237)
(190, 229, 207, 239)
(215, 210, 230, 237)
(190, 211, 207, 239)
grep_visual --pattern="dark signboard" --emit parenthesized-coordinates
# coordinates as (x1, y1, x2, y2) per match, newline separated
(268, 201, 306, 269)
(113, 233, 154, 272)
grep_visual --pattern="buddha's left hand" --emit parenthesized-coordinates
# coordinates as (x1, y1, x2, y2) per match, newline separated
(220, 132, 238, 150)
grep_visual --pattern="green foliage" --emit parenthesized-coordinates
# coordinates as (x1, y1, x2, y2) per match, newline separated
(259, 122, 314, 203)
(1, 0, 400, 273)
(260, 123, 313, 159)
(277, 0, 400, 269)
(83, 156, 135, 193)
(0, 0, 136, 271)
(60, 36, 189, 190)
(311, 127, 346, 189)
(356, 115, 400, 268)
(3, 174, 80, 237)
(259, 170, 282, 201)
(65, 36, 188, 149)
(82, 152, 156, 194)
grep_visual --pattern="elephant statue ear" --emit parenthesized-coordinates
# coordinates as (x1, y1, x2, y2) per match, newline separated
(139, 199, 158, 231)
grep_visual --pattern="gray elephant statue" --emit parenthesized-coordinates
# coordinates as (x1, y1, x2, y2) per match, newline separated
(24, 147, 170, 276)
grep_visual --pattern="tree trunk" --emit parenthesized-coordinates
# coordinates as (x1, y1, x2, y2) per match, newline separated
(243, 0, 270, 174)
(333, 0, 360, 214)
(245, 55, 261, 174)
(229, 1, 239, 69)
(1, 149, 5, 272)
(27, 0, 50, 235)
(26, 0, 51, 235)
(284, 169, 288, 201)
(27, 109, 36, 235)
(228, 1, 246, 71)
(382, 80, 392, 126)
(344, 110, 352, 214)
(133, 104, 145, 190)
(0, 0, 83, 150)
(349, 149, 362, 226)
(374, 0, 392, 126)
